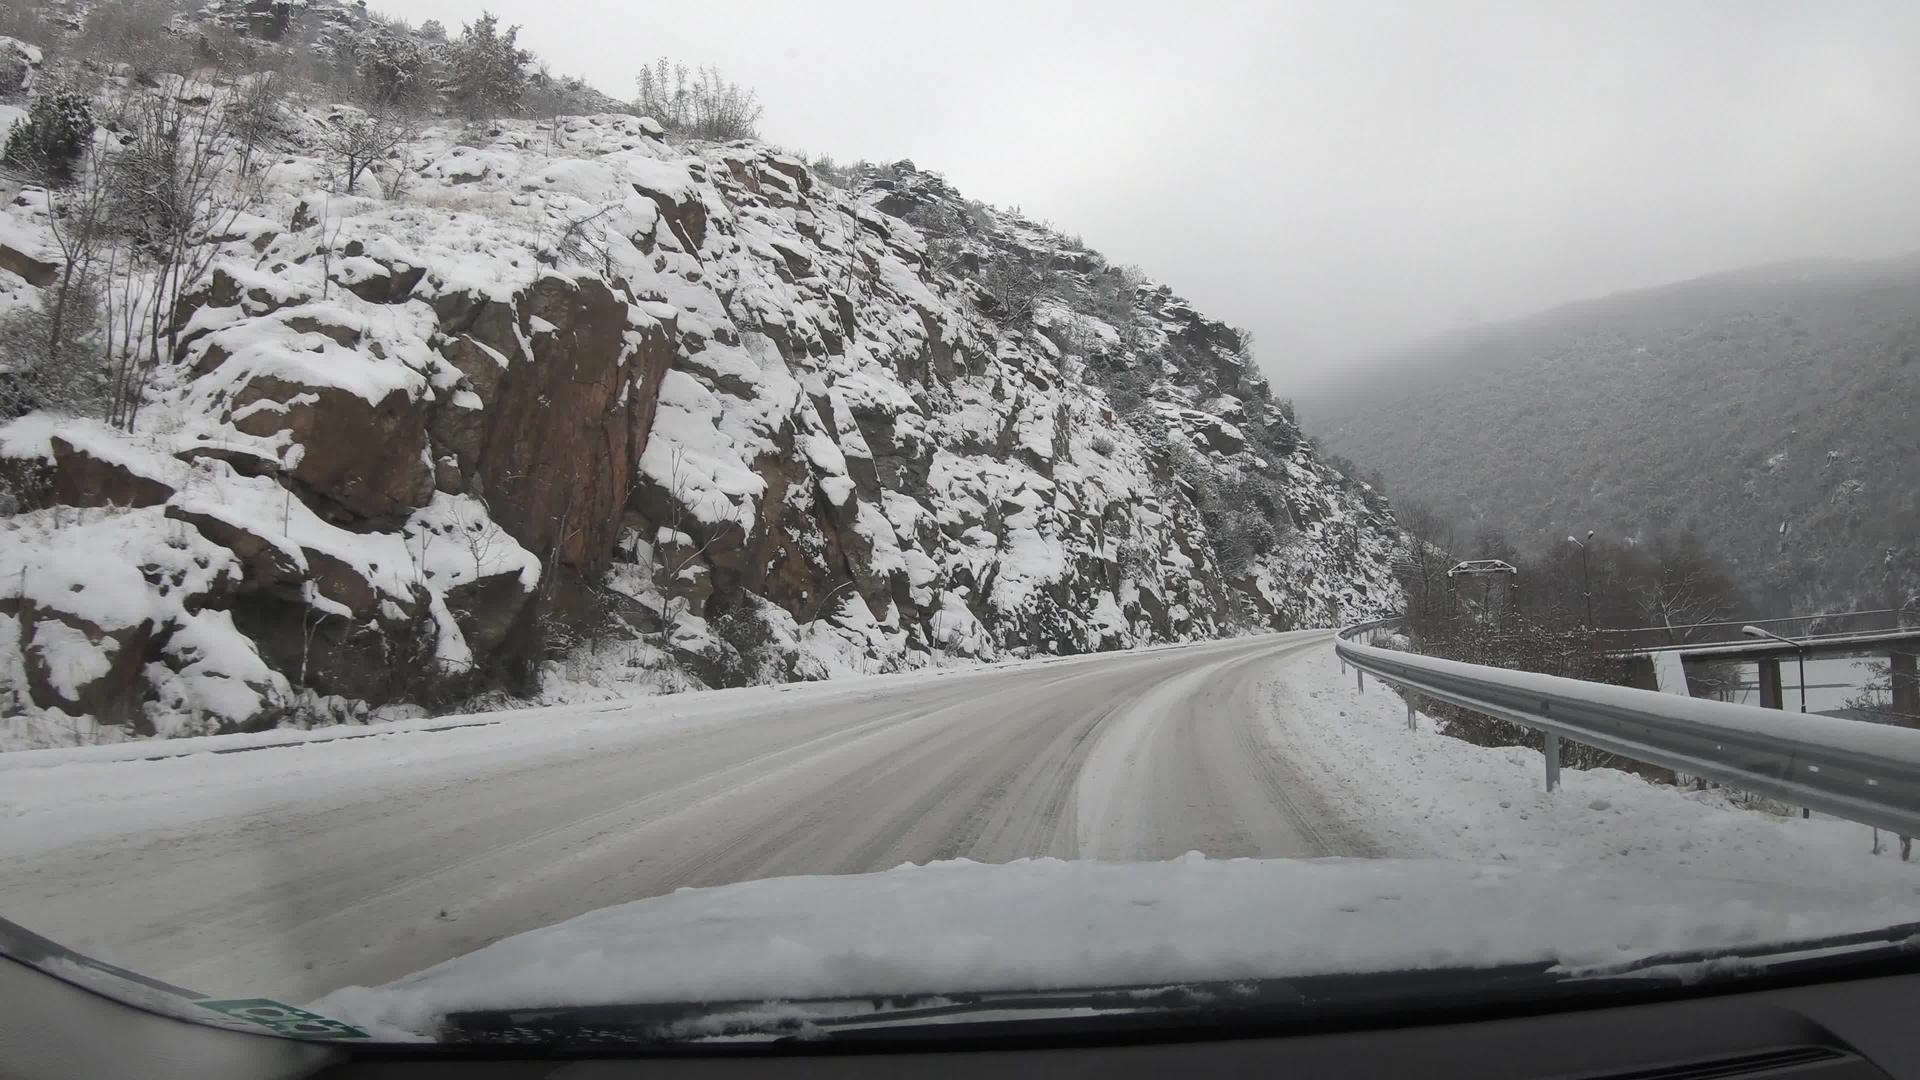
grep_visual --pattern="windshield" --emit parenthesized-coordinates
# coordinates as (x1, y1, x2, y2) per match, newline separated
(2, 0, 1918, 1050)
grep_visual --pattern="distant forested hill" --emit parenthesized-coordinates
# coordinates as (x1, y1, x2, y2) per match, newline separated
(1304, 255, 1920, 614)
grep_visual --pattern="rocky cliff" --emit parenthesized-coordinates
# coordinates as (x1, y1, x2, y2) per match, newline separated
(0, 91, 1400, 746)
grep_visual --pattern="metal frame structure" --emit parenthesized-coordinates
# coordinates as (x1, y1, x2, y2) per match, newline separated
(1445, 559, 1517, 578)
(1446, 560, 1518, 623)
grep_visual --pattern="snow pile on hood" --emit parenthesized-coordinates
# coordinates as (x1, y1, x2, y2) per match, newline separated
(312, 853, 1920, 1039)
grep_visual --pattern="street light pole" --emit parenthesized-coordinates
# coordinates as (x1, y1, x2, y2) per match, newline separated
(1567, 532, 1594, 628)
(1797, 649, 1807, 714)
(1742, 625, 1808, 713)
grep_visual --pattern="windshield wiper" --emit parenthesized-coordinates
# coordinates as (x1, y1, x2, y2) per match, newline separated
(435, 921, 1920, 1049)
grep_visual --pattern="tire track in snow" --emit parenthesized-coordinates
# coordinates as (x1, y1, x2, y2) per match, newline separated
(2, 631, 1361, 1000)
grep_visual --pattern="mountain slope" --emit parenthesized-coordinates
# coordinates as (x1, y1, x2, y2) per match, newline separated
(1305, 256, 1920, 613)
(0, 73, 1398, 746)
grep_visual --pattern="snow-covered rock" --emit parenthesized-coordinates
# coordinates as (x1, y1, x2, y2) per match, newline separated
(0, 91, 1400, 746)
(0, 37, 40, 97)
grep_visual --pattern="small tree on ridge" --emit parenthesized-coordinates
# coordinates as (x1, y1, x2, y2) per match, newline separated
(443, 12, 528, 120)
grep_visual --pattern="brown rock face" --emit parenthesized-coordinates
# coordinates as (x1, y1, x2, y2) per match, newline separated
(174, 442, 282, 479)
(637, 187, 709, 252)
(173, 266, 311, 361)
(304, 549, 382, 619)
(3, 597, 154, 726)
(446, 571, 533, 659)
(130, 264, 683, 713)
(734, 445, 825, 612)
(765, 157, 813, 195)
(1184, 411, 1246, 456)
(49, 437, 175, 508)
(165, 505, 306, 587)
(0, 243, 57, 287)
(229, 376, 434, 523)
(438, 275, 675, 584)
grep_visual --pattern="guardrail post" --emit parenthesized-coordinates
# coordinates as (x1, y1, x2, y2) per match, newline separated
(1543, 732, 1561, 792)
(1892, 647, 1918, 725)
(1407, 695, 1417, 732)
(1356, 667, 1365, 692)
(1757, 659, 1784, 710)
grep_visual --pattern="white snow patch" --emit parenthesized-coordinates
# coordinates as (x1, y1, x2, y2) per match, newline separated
(311, 853, 1920, 1039)
(1261, 644, 1920, 892)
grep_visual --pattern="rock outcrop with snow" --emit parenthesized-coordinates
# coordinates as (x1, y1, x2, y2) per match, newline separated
(0, 90, 1399, 746)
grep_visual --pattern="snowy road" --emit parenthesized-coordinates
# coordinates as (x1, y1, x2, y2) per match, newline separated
(0, 631, 1366, 1002)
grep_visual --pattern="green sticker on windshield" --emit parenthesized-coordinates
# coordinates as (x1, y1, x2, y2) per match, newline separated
(196, 998, 370, 1040)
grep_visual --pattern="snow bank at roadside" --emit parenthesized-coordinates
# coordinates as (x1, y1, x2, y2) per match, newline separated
(1262, 644, 1920, 891)
(310, 852, 1920, 1039)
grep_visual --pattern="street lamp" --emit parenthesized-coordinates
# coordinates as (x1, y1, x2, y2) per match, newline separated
(1566, 531, 1594, 628)
(1741, 625, 1808, 713)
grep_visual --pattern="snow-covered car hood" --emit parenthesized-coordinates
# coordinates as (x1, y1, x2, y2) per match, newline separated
(313, 854, 1920, 1039)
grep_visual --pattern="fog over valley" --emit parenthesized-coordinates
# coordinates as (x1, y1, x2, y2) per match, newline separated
(384, 0, 1920, 385)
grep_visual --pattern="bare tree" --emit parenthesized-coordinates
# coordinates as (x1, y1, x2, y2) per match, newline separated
(0, 86, 130, 419)
(114, 83, 260, 382)
(633, 59, 762, 140)
(1633, 534, 1738, 645)
(547, 203, 619, 277)
(315, 200, 345, 299)
(526, 62, 565, 155)
(322, 106, 416, 196)
(228, 73, 287, 179)
(975, 257, 1043, 325)
(102, 240, 152, 430)
(453, 496, 507, 583)
(1393, 501, 1459, 638)
(297, 582, 336, 691)
(72, 0, 188, 83)
(25, 152, 113, 413)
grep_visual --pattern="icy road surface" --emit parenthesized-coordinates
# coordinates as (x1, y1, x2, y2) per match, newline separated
(0, 631, 1365, 1001)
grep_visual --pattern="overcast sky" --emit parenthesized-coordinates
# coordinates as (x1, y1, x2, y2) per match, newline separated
(381, 0, 1920, 391)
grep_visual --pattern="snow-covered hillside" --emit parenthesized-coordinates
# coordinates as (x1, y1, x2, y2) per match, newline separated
(1303, 255, 1920, 613)
(0, 63, 1399, 747)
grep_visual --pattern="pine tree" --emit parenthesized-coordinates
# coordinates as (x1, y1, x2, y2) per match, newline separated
(443, 12, 528, 120)
(3, 87, 95, 184)
(360, 30, 433, 107)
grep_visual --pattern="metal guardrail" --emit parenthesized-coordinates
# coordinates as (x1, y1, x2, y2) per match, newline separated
(1335, 618, 1920, 838)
